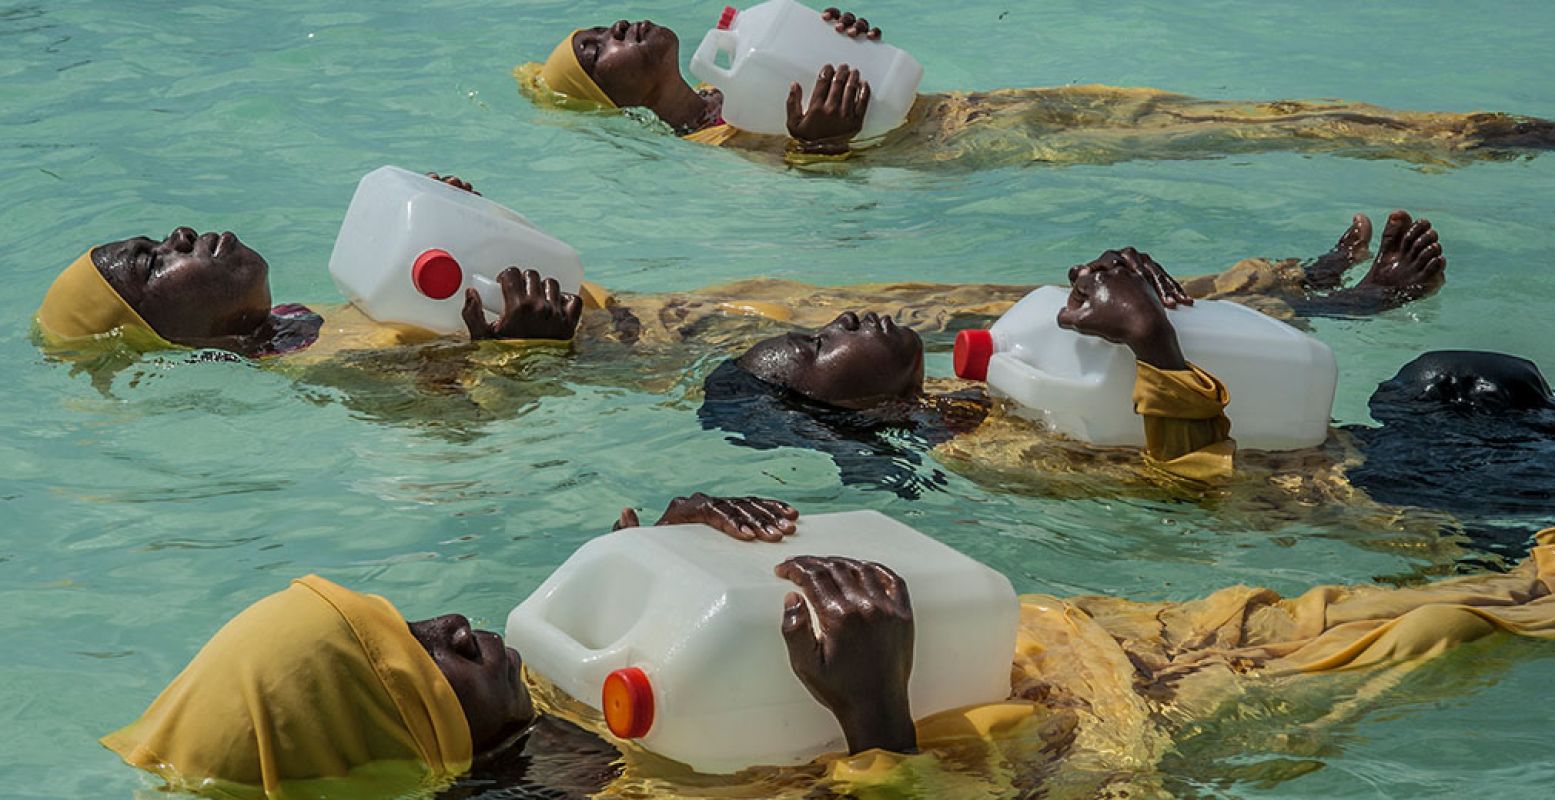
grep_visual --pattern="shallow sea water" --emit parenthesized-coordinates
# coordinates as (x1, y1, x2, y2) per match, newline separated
(2, 0, 1553, 797)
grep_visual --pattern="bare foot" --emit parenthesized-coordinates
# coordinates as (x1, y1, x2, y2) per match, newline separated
(1353, 210, 1446, 302)
(1302, 213, 1373, 290)
(1290, 210, 1447, 317)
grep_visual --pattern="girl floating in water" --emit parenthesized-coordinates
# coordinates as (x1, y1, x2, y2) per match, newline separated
(518, 8, 1555, 169)
(103, 497, 1555, 799)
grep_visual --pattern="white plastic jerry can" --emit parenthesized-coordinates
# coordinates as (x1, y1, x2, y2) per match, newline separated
(689, 0, 923, 140)
(327, 166, 584, 335)
(505, 510, 1017, 774)
(954, 286, 1338, 451)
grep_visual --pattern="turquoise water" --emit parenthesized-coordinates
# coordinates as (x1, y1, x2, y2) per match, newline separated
(3, 0, 1554, 797)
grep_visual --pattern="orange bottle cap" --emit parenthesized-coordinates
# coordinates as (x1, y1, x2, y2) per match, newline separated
(602, 667, 654, 739)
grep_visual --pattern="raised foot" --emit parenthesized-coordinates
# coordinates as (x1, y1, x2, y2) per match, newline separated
(1302, 212, 1373, 290)
(1355, 210, 1447, 301)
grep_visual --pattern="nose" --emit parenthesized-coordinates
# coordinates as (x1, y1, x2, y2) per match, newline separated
(439, 614, 480, 659)
(166, 227, 197, 253)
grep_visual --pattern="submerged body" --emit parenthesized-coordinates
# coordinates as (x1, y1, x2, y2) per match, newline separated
(481, 528, 1555, 799)
(694, 84, 1555, 170)
(520, 13, 1555, 170)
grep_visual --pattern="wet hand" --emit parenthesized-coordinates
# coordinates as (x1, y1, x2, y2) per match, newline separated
(786, 64, 871, 153)
(426, 172, 480, 195)
(777, 556, 917, 754)
(615, 493, 798, 541)
(821, 8, 882, 40)
(1058, 251, 1187, 370)
(463, 268, 582, 341)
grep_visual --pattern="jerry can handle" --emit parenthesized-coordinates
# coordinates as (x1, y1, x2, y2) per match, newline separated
(690, 28, 739, 84)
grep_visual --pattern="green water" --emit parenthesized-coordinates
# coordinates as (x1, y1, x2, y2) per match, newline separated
(3, 1, 1553, 797)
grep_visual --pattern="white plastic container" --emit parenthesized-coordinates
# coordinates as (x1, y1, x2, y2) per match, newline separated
(689, 0, 923, 140)
(505, 510, 1017, 774)
(954, 286, 1337, 451)
(328, 166, 584, 335)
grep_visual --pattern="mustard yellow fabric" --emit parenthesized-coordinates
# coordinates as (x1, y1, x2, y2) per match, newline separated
(820, 527, 1555, 794)
(35, 251, 170, 347)
(1134, 360, 1237, 480)
(517, 33, 617, 110)
(101, 575, 472, 799)
(681, 122, 741, 146)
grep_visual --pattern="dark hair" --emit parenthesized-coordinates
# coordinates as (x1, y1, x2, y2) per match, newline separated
(1348, 351, 1555, 557)
(697, 360, 966, 500)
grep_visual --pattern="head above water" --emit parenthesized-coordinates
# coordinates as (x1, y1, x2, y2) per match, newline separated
(568, 20, 685, 109)
(91, 227, 273, 344)
(737, 311, 925, 410)
(1370, 350, 1553, 421)
(410, 614, 537, 755)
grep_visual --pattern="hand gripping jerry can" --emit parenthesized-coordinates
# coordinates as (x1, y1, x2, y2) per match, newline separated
(689, 0, 923, 140)
(505, 510, 1017, 774)
(327, 166, 584, 335)
(954, 286, 1338, 451)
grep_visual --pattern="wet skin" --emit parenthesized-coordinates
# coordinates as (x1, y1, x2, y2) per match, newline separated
(409, 613, 536, 754)
(1058, 248, 1189, 371)
(1292, 210, 1447, 315)
(738, 310, 926, 409)
(93, 228, 272, 346)
(571, 13, 872, 146)
(87, 177, 582, 351)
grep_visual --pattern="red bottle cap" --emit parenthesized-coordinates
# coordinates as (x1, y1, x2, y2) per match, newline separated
(717, 6, 737, 29)
(412, 249, 463, 300)
(602, 667, 654, 739)
(954, 329, 994, 381)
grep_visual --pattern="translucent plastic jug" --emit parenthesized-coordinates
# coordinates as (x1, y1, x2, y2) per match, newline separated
(954, 286, 1337, 451)
(689, 0, 923, 140)
(327, 166, 584, 335)
(505, 510, 1017, 774)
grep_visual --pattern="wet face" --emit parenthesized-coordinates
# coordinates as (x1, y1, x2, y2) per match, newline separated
(92, 227, 272, 343)
(573, 20, 682, 107)
(410, 614, 536, 754)
(737, 311, 925, 409)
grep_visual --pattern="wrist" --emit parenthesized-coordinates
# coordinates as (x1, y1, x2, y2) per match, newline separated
(835, 693, 916, 754)
(787, 137, 851, 156)
(1128, 319, 1187, 371)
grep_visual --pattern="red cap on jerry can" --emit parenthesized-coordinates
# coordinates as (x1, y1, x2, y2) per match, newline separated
(717, 6, 737, 29)
(412, 249, 463, 300)
(954, 329, 995, 381)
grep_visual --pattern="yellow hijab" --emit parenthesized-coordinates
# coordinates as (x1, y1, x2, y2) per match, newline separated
(516, 31, 617, 110)
(101, 575, 473, 799)
(35, 251, 171, 349)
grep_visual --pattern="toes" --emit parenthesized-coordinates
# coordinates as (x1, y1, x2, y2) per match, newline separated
(1377, 210, 1411, 256)
(1345, 213, 1372, 248)
(1407, 223, 1438, 261)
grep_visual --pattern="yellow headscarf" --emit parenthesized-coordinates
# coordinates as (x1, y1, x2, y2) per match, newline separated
(36, 250, 170, 348)
(101, 575, 473, 799)
(515, 31, 617, 110)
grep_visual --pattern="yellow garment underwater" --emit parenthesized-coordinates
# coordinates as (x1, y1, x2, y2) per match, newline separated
(823, 527, 1555, 797)
(101, 575, 472, 799)
(35, 250, 170, 348)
